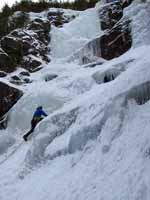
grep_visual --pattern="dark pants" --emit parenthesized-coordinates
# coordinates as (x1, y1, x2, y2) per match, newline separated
(23, 117, 43, 141)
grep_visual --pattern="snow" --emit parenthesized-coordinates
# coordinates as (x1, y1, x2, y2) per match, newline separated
(0, 2, 150, 200)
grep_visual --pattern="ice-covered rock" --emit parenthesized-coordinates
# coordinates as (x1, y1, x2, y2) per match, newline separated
(27, 18, 51, 44)
(47, 8, 76, 27)
(20, 55, 42, 72)
(77, 0, 132, 63)
(0, 13, 51, 73)
(100, 18, 132, 59)
(99, 1, 123, 31)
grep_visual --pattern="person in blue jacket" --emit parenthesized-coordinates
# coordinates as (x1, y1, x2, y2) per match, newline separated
(23, 106, 47, 141)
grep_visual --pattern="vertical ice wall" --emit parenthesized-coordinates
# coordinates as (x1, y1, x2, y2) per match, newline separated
(124, 2, 150, 47)
(50, 8, 100, 59)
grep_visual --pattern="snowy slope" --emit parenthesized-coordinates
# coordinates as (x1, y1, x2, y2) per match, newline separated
(0, 2, 150, 200)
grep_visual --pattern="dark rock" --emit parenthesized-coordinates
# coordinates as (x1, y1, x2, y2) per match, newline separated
(2, 28, 47, 69)
(27, 19, 51, 43)
(122, 0, 133, 9)
(44, 74, 58, 82)
(1, 36, 22, 63)
(10, 75, 23, 85)
(0, 12, 51, 72)
(1, 33, 37, 59)
(0, 20, 50, 72)
(42, 55, 51, 63)
(35, 30, 50, 44)
(99, 1, 123, 31)
(79, 1, 132, 63)
(33, 18, 51, 33)
(11, 29, 36, 42)
(23, 78, 32, 83)
(0, 48, 14, 72)
(10, 74, 32, 85)
(0, 82, 23, 128)
(19, 71, 30, 76)
(28, 21, 43, 30)
(100, 19, 132, 60)
(47, 10, 61, 17)
(98, 1, 132, 60)
(21, 56, 42, 72)
(1, 36, 22, 55)
(0, 71, 7, 77)
(11, 75, 21, 81)
(0, 115, 8, 129)
(47, 10, 71, 27)
(22, 40, 32, 55)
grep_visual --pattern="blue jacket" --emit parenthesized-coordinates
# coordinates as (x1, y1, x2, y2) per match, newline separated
(33, 107, 48, 118)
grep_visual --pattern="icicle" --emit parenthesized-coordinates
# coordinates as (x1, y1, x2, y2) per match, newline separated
(92, 67, 122, 84)
(127, 81, 150, 105)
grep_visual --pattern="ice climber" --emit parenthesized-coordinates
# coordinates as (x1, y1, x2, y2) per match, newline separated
(23, 106, 48, 141)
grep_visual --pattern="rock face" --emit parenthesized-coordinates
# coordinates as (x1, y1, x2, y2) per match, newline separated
(99, 1, 132, 60)
(99, 1, 123, 30)
(1, 36, 23, 63)
(27, 18, 51, 44)
(0, 48, 14, 72)
(0, 8, 77, 73)
(0, 16, 51, 73)
(47, 9, 75, 27)
(100, 18, 132, 60)
(20, 55, 42, 72)
(0, 82, 23, 129)
(79, 1, 132, 64)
